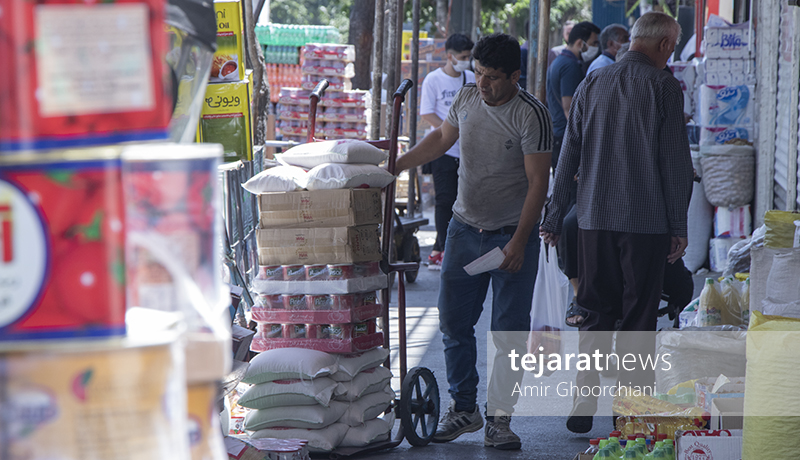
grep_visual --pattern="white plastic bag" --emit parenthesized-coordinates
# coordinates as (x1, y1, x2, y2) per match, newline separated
(527, 241, 569, 363)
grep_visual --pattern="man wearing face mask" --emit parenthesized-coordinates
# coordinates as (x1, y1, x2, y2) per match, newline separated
(545, 21, 600, 172)
(420, 33, 475, 270)
(587, 23, 629, 75)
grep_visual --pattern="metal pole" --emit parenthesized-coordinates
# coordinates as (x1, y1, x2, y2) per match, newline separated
(408, 0, 421, 218)
(471, 0, 481, 41)
(370, 0, 386, 140)
(384, 0, 398, 137)
(526, 0, 538, 94)
(534, 0, 550, 103)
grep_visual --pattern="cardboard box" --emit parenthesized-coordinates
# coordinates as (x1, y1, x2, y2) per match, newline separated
(676, 429, 742, 460)
(710, 398, 744, 430)
(258, 188, 382, 229)
(257, 225, 382, 265)
(695, 376, 746, 412)
(200, 80, 253, 162)
(211, 0, 246, 82)
(571, 454, 595, 460)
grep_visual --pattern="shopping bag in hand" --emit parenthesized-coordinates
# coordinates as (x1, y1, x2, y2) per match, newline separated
(527, 241, 570, 374)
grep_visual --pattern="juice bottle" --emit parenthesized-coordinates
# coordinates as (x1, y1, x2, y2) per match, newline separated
(624, 447, 641, 460)
(607, 437, 623, 458)
(585, 439, 600, 455)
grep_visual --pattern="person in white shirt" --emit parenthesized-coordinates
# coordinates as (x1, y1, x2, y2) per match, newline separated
(419, 33, 476, 269)
(587, 24, 629, 75)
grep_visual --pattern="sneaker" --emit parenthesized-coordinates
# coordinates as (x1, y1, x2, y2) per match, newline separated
(427, 252, 443, 270)
(432, 401, 483, 443)
(484, 413, 522, 450)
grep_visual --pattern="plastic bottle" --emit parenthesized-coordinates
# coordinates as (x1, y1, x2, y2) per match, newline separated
(593, 440, 610, 460)
(585, 439, 600, 455)
(635, 438, 648, 458)
(595, 447, 613, 459)
(651, 447, 667, 459)
(662, 440, 675, 460)
(645, 438, 653, 452)
(607, 437, 623, 458)
(624, 447, 641, 460)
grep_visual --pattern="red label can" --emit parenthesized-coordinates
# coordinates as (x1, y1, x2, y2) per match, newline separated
(283, 265, 306, 281)
(0, 150, 126, 341)
(259, 265, 283, 281)
(282, 295, 307, 311)
(305, 264, 328, 281)
(327, 264, 354, 280)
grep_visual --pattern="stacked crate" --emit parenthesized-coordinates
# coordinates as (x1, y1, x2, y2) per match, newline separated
(250, 188, 386, 353)
(277, 43, 370, 143)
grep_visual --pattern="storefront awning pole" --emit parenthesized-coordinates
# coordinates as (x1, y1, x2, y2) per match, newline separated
(370, 0, 386, 140)
(534, 0, 550, 102)
(408, 0, 420, 217)
(527, 0, 539, 94)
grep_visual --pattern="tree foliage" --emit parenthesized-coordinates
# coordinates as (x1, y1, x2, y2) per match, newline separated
(270, 0, 352, 41)
(480, 0, 591, 39)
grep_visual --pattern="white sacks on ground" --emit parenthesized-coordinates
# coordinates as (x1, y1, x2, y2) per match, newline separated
(340, 411, 395, 447)
(237, 378, 345, 409)
(339, 385, 395, 427)
(685, 151, 714, 272)
(331, 347, 390, 381)
(700, 144, 755, 207)
(655, 326, 747, 393)
(241, 348, 338, 384)
(278, 139, 388, 169)
(303, 163, 396, 191)
(241, 165, 308, 194)
(742, 312, 800, 460)
(249, 423, 350, 452)
(334, 366, 393, 402)
(243, 400, 349, 431)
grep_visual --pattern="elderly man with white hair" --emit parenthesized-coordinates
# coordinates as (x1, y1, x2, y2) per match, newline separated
(540, 12, 694, 434)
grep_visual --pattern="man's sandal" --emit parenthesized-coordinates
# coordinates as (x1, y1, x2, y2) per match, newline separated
(565, 298, 589, 328)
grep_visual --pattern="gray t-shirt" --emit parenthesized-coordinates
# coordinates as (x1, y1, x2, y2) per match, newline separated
(445, 84, 552, 230)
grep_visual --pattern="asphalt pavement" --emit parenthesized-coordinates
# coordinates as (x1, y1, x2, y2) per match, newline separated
(360, 205, 709, 460)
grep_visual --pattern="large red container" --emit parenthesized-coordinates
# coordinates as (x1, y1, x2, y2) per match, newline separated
(0, 148, 126, 341)
(0, 0, 171, 151)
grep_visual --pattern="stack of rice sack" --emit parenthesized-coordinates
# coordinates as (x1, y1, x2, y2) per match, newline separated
(242, 139, 395, 194)
(237, 348, 395, 453)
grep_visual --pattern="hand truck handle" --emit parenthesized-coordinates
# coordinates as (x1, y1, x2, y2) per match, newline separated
(393, 79, 414, 100)
(311, 79, 330, 100)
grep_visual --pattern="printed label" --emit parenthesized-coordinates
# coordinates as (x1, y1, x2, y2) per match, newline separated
(0, 181, 48, 328)
(35, 4, 155, 116)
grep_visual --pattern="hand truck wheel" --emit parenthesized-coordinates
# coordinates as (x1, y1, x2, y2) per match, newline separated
(399, 366, 439, 446)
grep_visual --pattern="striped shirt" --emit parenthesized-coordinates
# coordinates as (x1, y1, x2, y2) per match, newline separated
(541, 51, 693, 237)
(445, 84, 553, 230)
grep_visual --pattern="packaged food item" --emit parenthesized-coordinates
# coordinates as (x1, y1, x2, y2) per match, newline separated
(0, 148, 126, 341)
(332, 294, 358, 310)
(200, 79, 253, 162)
(315, 325, 331, 339)
(307, 294, 333, 311)
(284, 323, 307, 339)
(283, 265, 306, 281)
(211, 0, 246, 82)
(359, 291, 379, 306)
(257, 294, 283, 310)
(282, 294, 307, 311)
(259, 265, 284, 281)
(279, 88, 312, 105)
(355, 262, 381, 277)
(301, 74, 351, 91)
(306, 264, 328, 281)
(261, 323, 283, 339)
(302, 43, 356, 61)
(325, 324, 350, 340)
(328, 264, 355, 280)
(0, 0, 171, 151)
(354, 319, 376, 337)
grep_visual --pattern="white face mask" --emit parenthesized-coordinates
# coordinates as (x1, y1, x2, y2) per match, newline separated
(581, 45, 599, 61)
(453, 59, 471, 72)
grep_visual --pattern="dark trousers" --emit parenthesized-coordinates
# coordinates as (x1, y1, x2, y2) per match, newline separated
(557, 203, 579, 280)
(431, 155, 459, 252)
(575, 229, 670, 395)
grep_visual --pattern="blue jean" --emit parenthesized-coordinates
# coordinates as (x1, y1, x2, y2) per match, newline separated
(438, 218, 540, 415)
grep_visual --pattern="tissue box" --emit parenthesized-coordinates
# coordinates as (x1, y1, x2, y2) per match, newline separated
(710, 398, 744, 430)
(699, 126, 754, 145)
(714, 205, 752, 238)
(699, 85, 755, 126)
(705, 27, 753, 58)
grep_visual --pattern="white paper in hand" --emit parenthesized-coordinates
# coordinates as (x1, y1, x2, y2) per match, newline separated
(463, 247, 506, 276)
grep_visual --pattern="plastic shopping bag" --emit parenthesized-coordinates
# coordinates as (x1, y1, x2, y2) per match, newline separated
(527, 241, 570, 371)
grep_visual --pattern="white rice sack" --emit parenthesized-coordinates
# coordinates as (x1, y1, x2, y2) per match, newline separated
(303, 163, 395, 191)
(238, 378, 345, 410)
(244, 400, 349, 431)
(243, 348, 337, 384)
(340, 411, 396, 447)
(241, 165, 307, 194)
(765, 251, 800, 304)
(249, 423, 350, 452)
(339, 386, 395, 427)
(335, 366, 393, 402)
(279, 139, 388, 169)
(333, 348, 390, 380)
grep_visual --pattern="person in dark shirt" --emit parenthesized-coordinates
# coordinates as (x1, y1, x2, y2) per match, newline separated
(545, 21, 600, 171)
